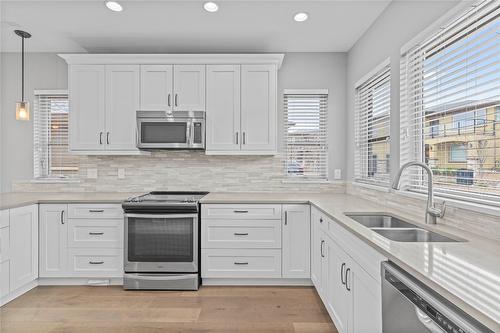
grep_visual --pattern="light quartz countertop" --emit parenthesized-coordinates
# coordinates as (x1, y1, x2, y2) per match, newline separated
(1, 191, 499, 331)
(201, 192, 500, 332)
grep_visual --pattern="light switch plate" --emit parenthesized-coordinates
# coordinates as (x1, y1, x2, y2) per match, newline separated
(118, 168, 126, 179)
(87, 168, 98, 179)
(334, 169, 342, 180)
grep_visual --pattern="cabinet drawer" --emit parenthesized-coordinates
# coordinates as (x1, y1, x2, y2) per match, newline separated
(68, 219, 123, 249)
(202, 204, 281, 220)
(68, 204, 123, 219)
(0, 227, 10, 261)
(0, 210, 9, 228)
(67, 248, 123, 277)
(202, 220, 281, 249)
(0, 260, 9, 298)
(202, 249, 281, 278)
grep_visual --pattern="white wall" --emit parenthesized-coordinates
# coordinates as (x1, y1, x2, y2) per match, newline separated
(345, 0, 458, 182)
(1, 52, 346, 192)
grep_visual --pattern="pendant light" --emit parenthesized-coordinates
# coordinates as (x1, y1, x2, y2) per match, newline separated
(14, 29, 32, 121)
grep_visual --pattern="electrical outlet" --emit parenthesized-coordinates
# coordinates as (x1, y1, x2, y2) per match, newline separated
(118, 168, 126, 179)
(334, 169, 342, 180)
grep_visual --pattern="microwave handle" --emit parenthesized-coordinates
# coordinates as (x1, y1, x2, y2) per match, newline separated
(186, 120, 192, 145)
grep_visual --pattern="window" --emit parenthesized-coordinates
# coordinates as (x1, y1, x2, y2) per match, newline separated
(283, 90, 328, 181)
(449, 144, 468, 162)
(34, 91, 79, 179)
(400, 0, 500, 206)
(354, 63, 391, 185)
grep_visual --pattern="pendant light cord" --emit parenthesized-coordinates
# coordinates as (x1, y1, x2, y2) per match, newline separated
(21, 36, 24, 101)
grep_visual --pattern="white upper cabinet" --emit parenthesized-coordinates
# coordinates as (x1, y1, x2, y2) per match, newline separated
(240, 64, 277, 152)
(9, 205, 38, 292)
(69, 65, 106, 151)
(282, 204, 310, 278)
(206, 65, 241, 151)
(173, 65, 206, 111)
(105, 65, 140, 150)
(140, 65, 173, 111)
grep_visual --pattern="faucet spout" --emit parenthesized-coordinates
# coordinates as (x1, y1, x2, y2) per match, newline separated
(392, 161, 445, 224)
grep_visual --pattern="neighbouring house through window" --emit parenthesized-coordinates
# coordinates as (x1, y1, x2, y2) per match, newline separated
(400, 0, 500, 206)
(283, 90, 328, 181)
(33, 91, 79, 179)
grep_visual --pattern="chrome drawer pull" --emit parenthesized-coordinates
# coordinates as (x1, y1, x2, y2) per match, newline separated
(233, 210, 248, 213)
(89, 261, 104, 265)
(89, 232, 104, 236)
(234, 232, 249, 236)
(234, 262, 249, 265)
(89, 209, 104, 213)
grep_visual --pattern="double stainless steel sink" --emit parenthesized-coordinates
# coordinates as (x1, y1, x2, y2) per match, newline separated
(345, 213, 461, 242)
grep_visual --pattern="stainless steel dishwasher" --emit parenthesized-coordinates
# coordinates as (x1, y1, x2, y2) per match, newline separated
(382, 262, 493, 333)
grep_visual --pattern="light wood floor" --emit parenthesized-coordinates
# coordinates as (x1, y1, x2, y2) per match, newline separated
(0, 286, 338, 333)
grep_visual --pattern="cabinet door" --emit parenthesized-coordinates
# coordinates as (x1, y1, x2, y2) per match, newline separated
(324, 234, 350, 333)
(9, 205, 38, 291)
(69, 65, 106, 150)
(310, 209, 321, 289)
(105, 65, 140, 150)
(0, 260, 9, 298)
(39, 204, 68, 277)
(140, 65, 173, 111)
(240, 64, 277, 152)
(349, 260, 382, 333)
(282, 204, 310, 278)
(206, 65, 241, 151)
(173, 65, 205, 111)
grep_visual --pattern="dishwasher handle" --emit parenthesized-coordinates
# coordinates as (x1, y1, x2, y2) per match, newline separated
(382, 262, 493, 333)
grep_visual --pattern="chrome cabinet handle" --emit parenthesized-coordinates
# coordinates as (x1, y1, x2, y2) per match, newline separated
(89, 232, 104, 236)
(243, 132, 246, 144)
(233, 210, 248, 213)
(235, 132, 239, 144)
(341, 263, 346, 285)
(89, 209, 104, 213)
(175, 94, 178, 107)
(99, 132, 103, 145)
(284, 211, 288, 225)
(89, 261, 104, 265)
(106, 132, 110, 145)
(60, 210, 65, 225)
(168, 94, 171, 107)
(234, 232, 249, 236)
(345, 268, 351, 291)
(234, 262, 249, 265)
(320, 240, 325, 257)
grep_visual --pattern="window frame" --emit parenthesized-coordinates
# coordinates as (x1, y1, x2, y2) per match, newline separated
(33, 90, 79, 181)
(283, 89, 329, 182)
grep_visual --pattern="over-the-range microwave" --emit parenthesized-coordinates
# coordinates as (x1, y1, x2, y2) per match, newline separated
(136, 111, 205, 149)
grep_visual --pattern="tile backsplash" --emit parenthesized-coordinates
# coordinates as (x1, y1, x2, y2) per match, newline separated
(13, 151, 344, 193)
(346, 183, 500, 242)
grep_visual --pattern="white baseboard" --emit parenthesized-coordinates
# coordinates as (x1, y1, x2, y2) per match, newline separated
(0, 280, 38, 306)
(38, 277, 123, 286)
(202, 278, 313, 286)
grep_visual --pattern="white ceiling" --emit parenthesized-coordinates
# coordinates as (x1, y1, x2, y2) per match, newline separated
(0, 0, 392, 53)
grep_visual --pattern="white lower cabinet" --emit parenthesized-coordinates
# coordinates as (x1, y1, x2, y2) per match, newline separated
(9, 205, 38, 292)
(39, 204, 124, 279)
(0, 260, 10, 298)
(202, 249, 281, 278)
(311, 207, 385, 333)
(282, 204, 310, 278)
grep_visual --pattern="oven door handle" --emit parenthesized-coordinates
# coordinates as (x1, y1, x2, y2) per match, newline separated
(124, 213, 198, 219)
(125, 273, 196, 281)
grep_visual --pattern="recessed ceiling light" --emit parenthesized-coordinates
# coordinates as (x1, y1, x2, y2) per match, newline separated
(105, 1, 123, 12)
(204, 2, 219, 13)
(294, 12, 309, 22)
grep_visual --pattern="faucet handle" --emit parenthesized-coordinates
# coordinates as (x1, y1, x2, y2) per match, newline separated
(429, 201, 446, 218)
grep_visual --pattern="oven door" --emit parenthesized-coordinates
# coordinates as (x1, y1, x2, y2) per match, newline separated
(124, 213, 198, 273)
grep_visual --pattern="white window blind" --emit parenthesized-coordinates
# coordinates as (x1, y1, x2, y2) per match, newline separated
(400, 0, 500, 206)
(354, 65, 391, 185)
(284, 91, 328, 180)
(34, 91, 79, 179)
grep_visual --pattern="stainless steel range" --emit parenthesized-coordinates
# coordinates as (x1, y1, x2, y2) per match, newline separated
(122, 191, 208, 290)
